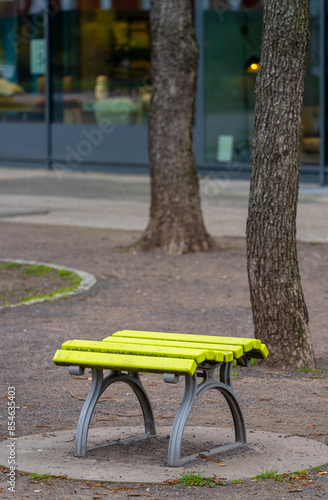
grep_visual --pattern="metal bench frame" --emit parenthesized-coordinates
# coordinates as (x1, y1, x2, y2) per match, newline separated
(71, 359, 246, 466)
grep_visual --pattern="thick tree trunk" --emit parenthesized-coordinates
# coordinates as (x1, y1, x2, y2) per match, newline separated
(246, 0, 316, 370)
(141, 0, 214, 254)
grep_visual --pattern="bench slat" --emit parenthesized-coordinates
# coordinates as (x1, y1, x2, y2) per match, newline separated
(112, 330, 268, 359)
(53, 350, 197, 375)
(61, 340, 224, 363)
(100, 337, 238, 360)
(114, 330, 257, 348)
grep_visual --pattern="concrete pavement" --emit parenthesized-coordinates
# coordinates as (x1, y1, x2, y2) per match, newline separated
(1, 427, 328, 483)
(0, 167, 327, 242)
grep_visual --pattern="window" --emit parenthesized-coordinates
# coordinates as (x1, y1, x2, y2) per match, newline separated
(51, 0, 151, 126)
(0, 0, 46, 122)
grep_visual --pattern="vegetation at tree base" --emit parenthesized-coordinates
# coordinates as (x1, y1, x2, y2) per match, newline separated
(246, 0, 316, 369)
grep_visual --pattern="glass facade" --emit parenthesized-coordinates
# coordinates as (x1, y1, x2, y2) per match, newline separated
(302, 0, 320, 165)
(0, 0, 46, 122)
(203, 0, 321, 167)
(51, 1, 151, 125)
(204, 1, 262, 164)
(0, 0, 326, 181)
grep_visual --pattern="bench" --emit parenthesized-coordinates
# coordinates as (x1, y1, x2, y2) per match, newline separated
(53, 330, 268, 466)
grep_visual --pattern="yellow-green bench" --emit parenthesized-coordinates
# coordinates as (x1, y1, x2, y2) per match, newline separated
(53, 330, 268, 466)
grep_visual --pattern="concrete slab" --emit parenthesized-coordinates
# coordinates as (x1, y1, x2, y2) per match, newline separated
(1, 427, 327, 483)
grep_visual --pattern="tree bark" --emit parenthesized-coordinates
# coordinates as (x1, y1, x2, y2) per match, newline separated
(246, 0, 316, 369)
(141, 0, 214, 254)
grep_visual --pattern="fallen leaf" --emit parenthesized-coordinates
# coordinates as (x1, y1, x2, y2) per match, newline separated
(197, 453, 212, 461)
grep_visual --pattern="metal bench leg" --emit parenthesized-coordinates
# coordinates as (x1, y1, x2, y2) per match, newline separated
(74, 368, 156, 457)
(167, 362, 246, 466)
(75, 368, 103, 457)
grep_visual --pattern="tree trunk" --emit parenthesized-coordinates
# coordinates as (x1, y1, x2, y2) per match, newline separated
(141, 0, 214, 254)
(246, 0, 316, 370)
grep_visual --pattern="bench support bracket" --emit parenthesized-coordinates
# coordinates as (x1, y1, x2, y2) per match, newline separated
(74, 368, 156, 457)
(167, 361, 246, 466)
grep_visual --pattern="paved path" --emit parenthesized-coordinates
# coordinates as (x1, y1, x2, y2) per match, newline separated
(0, 167, 327, 242)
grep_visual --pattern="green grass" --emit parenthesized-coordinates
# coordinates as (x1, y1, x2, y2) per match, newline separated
(20, 264, 81, 285)
(57, 268, 82, 284)
(175, 471, 219, 487)
(17, 285, 81, 305)
(21, 264, 54, 276)
(29, 472, 51, 481)
(253, 469, 284, 481)
(0, 262, 21, 270)
(288, 470, 309, 476)
(294, 367, 323, 373)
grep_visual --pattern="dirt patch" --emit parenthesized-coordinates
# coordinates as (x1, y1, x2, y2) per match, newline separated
(0, 262, 81, 307)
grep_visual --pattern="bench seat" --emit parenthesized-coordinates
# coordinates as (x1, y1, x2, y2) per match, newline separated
(53, 330, 268, 466)
(53, 350, 198, 375)
(110, 330, 269, 359)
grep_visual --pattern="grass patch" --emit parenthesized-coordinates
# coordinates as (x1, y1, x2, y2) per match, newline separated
(21, 264, 54, 276)
(288, 469, 309, 476)
(253, 469, 284, 481)
(0, 262, 21, 270)
(28, 472, 51, 483)
(0, 261, 82, 307)
(294, 367, 323, 374)
(175, 471, 220, 487)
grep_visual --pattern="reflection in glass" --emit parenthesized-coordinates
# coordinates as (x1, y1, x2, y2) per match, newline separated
(0, 0, 46, 122)
(204, 3, 262, 164)
(204, 0, 320, 166)
(301, 0, 320, 164)
(52, 1, 151, 126)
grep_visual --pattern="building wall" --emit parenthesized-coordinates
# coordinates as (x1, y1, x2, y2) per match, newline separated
(0, 0, 325, 182)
